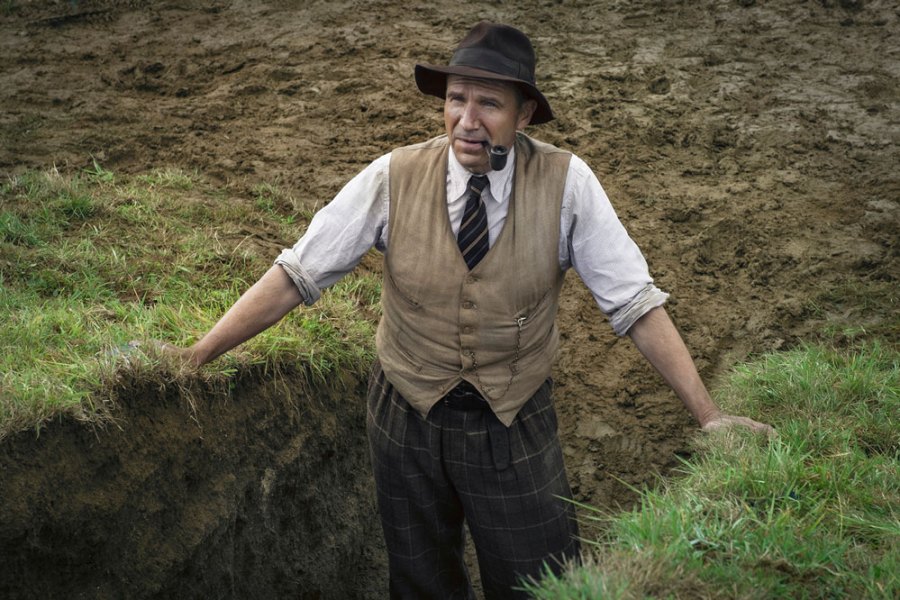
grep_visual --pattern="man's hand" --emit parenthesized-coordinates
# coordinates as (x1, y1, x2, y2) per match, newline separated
(701, 413, 776, 437)
(627, 308, 776, 438)
(126, 339, 203, 368)
(123, 265, 304, 370)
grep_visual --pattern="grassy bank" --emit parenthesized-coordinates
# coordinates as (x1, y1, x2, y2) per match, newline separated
(3, 165, 898, 598)
(0, 165, 380, 440)
(528, 340, 899, 599)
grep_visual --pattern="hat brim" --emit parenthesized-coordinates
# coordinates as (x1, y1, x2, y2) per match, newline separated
(415, 64, 554, 125)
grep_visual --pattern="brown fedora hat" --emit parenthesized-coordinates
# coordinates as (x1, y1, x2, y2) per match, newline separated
(415, 21, 554, 125)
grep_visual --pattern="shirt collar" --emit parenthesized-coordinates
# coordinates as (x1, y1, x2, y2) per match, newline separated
(447, 144, 516, 204)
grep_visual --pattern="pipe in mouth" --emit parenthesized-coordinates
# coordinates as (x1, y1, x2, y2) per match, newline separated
(488, 144, 509, 171)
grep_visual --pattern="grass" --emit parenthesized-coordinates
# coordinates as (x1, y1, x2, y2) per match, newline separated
(3, 163, 897, 597)
(526, 340, 899, 599)
(0, 165, 380, 440)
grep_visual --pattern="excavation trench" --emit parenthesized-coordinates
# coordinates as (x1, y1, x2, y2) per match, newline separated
(0, 368, 387, 600)
(3, 0, 898, 597)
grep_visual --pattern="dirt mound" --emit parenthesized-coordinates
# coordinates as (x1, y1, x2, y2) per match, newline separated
(1, 0, 897, 597)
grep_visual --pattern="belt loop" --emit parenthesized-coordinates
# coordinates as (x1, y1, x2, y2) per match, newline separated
(487, 416, 510, 471)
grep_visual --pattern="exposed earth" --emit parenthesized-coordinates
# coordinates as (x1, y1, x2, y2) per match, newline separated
(1, 0, 897, 598)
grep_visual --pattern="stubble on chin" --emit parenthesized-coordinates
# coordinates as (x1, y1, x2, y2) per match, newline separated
(453, 145, 489, 173)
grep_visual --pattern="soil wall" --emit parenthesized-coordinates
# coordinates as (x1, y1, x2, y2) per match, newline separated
(0, 369, 386, 599)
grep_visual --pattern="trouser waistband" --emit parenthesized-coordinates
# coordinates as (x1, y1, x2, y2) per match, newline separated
(443, 380, 489, 410)
(441, 380, 506, 470)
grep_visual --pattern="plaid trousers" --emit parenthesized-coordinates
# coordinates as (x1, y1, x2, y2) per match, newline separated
(367, 363, 580, 599)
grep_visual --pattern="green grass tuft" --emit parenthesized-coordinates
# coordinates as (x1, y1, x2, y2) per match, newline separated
(526, 341, 899, 599)
(0, 166, 380, 440)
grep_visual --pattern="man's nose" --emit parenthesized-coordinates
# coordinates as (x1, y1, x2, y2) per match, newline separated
(459, 102, 480, 130)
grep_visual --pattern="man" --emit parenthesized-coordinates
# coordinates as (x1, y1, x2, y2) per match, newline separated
(161, 21, 772, 599)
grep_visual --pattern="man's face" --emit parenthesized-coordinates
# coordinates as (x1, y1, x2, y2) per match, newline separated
(444, 75, 536, 174)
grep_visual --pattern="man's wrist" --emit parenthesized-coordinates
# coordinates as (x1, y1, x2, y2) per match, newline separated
(697, 407, 724, 428)
(184, 342, 211, 367)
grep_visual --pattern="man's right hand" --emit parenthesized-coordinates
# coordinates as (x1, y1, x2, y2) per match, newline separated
(127, 265, 304, 370)
(126, 339, 203, 368)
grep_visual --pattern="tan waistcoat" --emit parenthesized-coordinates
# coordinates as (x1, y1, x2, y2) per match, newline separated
(376, 133, 571, 426)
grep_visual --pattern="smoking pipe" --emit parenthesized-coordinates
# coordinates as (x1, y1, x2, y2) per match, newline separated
(488, 144, 509, 171)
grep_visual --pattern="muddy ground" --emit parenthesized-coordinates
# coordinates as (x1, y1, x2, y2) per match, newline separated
(1, 0, 897, 598)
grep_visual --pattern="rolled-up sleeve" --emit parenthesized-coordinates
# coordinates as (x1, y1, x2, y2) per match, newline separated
(561, 155, 669, 336)
(275, 153, 391, 305)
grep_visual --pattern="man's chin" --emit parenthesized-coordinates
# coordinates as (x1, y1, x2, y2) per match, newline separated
(454, 150, 490, 173)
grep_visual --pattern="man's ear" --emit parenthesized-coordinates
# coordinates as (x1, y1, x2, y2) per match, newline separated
(517, 99, 538, 129)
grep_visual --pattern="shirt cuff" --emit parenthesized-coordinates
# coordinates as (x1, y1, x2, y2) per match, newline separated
(609, 284, 669, 336)
(274, 249, 321, 306)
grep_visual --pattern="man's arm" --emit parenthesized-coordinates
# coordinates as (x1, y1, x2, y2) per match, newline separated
(161, 265, 303, 367)
(627, 306, 774, 434)
(145, 156, 392, 367)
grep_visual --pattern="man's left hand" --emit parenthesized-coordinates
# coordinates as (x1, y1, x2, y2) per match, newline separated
(702, 414, 776, 437)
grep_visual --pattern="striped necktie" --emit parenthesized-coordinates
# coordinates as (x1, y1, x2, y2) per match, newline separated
(457, 175, 490, 269)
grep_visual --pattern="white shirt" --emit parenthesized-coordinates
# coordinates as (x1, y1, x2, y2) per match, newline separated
(276, 144, 668, 336)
